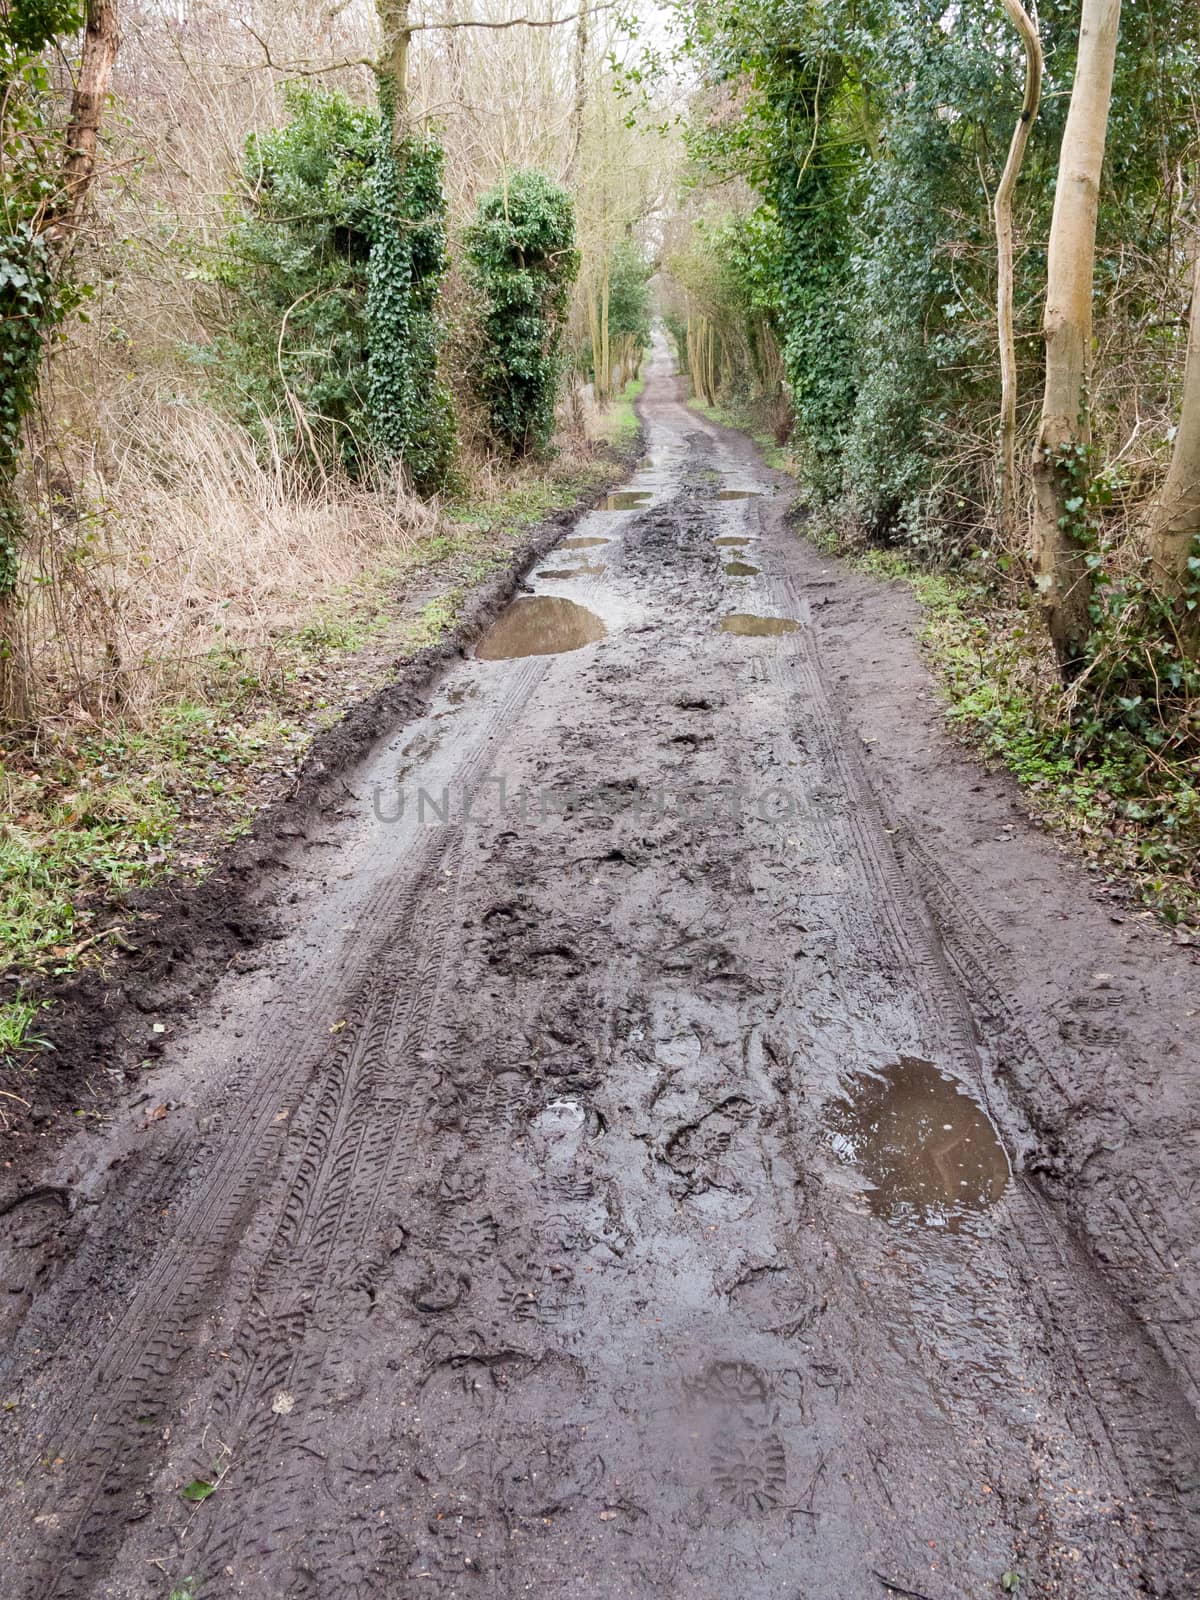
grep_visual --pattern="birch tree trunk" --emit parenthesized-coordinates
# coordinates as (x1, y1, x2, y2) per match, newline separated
(1145, 244, 1200, 600)
(995, 0, 1042, 539)
(1030, 0, 1121, 674)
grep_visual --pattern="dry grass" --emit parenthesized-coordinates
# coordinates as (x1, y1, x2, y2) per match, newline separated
(9, 394, 439, 730)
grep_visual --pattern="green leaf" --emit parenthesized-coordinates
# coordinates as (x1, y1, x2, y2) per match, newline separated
(181, 1478, 217, 1502)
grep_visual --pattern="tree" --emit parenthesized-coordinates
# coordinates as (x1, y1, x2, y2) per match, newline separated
(367, 0, 456, 492)
(465, 171, 579, 456)
(994, 0, 1042, 539)
(0, 0, 120, 722)
(1030, 0, 1122, 673)
(214, 85, 377, 477)
(1145, 237, 1200, 606)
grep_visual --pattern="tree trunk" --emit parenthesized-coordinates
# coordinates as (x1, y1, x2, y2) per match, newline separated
(376, 0, 411, 136)
(1145, 243, 1200, 597)
(600, 267, 610, 402)
(995, 0, 1042, 539)
(3, 0, 121, 725)
(53, 0, 120, 244)
(566, 2, 588, 185)
(1030, 0, 1121, 674)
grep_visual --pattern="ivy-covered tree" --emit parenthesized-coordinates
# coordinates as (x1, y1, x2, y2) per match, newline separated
(365, 95, 456, 493)
(1, 0, 118, 721)
(365, 0, 456, 494)
(464, 170, 579, 457)
(211, 84, 377, 477)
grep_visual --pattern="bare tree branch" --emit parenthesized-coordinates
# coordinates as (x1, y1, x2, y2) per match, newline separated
(411, 6, 616, 32)
(235, 3, 617, 81)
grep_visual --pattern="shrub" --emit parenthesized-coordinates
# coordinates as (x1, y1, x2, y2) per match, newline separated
(463, 170, 579, 456)
(209, 84, 378, 478)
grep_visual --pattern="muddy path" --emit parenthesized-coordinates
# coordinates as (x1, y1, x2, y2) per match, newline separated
(3, 339, 1200, 1598)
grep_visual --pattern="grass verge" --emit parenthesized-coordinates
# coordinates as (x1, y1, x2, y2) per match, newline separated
(806, 536, 1199, 929)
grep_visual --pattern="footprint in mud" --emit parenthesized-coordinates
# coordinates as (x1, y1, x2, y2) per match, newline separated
(710, 1429, 788, 1513)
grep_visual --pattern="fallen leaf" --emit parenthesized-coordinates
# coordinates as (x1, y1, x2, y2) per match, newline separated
(182, 1479, 216, 1503)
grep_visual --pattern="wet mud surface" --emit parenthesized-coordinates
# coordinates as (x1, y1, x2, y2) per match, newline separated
(2, 340, 1200, 1597)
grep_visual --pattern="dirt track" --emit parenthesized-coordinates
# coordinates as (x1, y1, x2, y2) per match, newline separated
(3, 340, 1200, 1598)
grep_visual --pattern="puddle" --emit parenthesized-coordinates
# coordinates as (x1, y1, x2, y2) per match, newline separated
(724, 561, 760, 577)
(601, 490, 653, 511)
(536, 565, 602, 580)
(719, 614, 799, 636)
(714, 536, 750, 548)
(562, 536, 610, 550)
(477, 596, 606, 660)
(827, 1057, 1010, 1229)
(717, 489, 761, 500)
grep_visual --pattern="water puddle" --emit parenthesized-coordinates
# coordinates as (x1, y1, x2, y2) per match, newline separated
(536, 565, 603, 580)
(827, 1057, 1010, 1229)
(715, 536, 750, 548)
(477, 596, 606, 660)
(717, 489, 761, 501)
(562, 536, 610, 550)
(724, 561, 760, 577)
(601, 490, 653, 511)
(719, 614, 799, 636)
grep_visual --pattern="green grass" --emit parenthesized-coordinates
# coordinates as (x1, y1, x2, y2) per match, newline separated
(598, 374, 645, 447)
(0, 997, 50, 1061)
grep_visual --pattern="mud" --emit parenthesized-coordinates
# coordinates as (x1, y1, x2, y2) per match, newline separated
(723, 560, 761, 577)
(2, 337, 1200, 1599)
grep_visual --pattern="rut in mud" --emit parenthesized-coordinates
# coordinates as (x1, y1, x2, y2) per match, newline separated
(3, 340, 1200, 1599)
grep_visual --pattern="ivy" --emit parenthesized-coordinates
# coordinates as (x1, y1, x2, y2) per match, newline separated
(365, 98, 456, 495)
(0, 227, 62, 591)
(0, 0, 90, 600)
(205, 84, 378, 477)
(464, 171, 579, 457)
